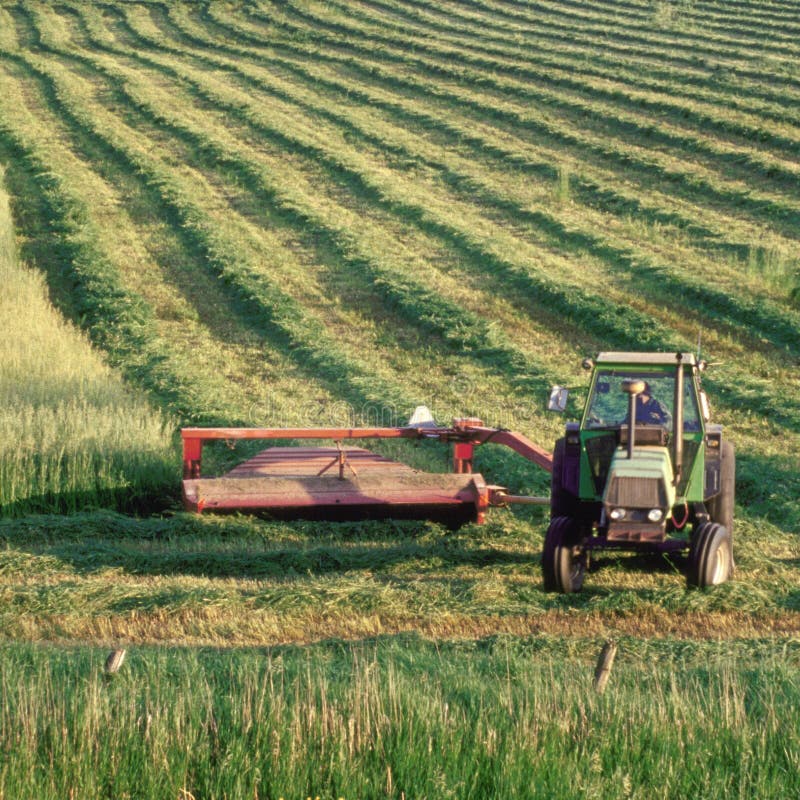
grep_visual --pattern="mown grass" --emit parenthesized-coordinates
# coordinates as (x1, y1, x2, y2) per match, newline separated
(197, 5, 794, 324)
(5, 6, 520, 423)
(84, 3, 800, 377)
(0, 0, 794, 530)
(0, 637, 798, 800)
(200, 46, 797, 333)
(276, 0, 800, 174)
(0, 509, 796, 645)
(248, 1, 800, 242)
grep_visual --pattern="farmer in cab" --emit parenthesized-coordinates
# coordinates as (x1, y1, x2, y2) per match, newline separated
(635, 381, 672, 426)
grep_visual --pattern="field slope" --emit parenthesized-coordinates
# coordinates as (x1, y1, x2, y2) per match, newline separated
(0, 1, 798, 797)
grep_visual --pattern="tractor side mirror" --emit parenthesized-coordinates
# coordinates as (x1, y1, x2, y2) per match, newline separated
(698, 390, 711, 422)
(548, 386, 569, 412)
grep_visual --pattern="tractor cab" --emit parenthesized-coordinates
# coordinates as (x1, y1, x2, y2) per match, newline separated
(545, 352, 734, 592)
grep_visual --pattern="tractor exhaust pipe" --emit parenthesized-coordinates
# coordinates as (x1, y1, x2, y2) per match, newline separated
(673, 353, 684, 486)
(622, 379, 646, 460)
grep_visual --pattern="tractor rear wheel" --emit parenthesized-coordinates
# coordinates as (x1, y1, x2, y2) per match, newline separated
(707, 438, 735, 525)
(543, 516, 585, 593)
(550, 438, 573, 517)
(687, 522, 732, 588)
(706, 441, 735, 574)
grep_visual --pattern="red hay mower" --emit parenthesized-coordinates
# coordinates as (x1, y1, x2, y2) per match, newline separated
(181, 413, 553, 527)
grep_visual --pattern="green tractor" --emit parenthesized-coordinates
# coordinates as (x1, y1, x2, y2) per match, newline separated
(545, 352, 734, 592)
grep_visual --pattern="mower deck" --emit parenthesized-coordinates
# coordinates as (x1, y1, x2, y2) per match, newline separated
(182, 446, 489, 525)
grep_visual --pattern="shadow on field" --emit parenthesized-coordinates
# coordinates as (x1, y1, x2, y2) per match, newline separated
(735, 452, 800, 535)
(784, 590, 800, 611)
(588, 549, 687, 577)
(0, 489, 179, 519)
(25, 538, 542, 581)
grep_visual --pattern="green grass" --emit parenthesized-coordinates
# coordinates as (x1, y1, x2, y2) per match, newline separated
(0, 166, 175, 516)
(0, 637, 798, 799)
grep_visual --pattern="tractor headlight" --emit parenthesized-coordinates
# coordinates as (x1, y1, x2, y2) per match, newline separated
(609, 508, 626, 521)
(647, 508, 664, 523)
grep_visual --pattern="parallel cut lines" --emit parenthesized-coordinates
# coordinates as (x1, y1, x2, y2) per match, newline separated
(450, 0, 800, 86)
(140, 20, 800, 355)
(111, 2, 800, 365)
(291, 0, 800, 206)
(18, 4, 576, 438)
(346, 0, 800, 129)
(599, 0, 800, 38)
(69, 1, 800, 438)
(154, 4, 794, 268)
(0, 8, 350, 427)
(480, 0, 800, 56)
(216, 3, 800, 243)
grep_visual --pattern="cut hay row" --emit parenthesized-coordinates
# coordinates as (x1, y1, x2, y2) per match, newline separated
(0, 52, 338, 432)
(585, 0, 800, 39)
(391, 0, 800, 57)
(140, 4, 800, 360)
(336, 0, 800, 128)
(442, 0, 800, 114)
(28, 4, 800, 424)
(150, 3, 800, 269)
(0, 487, 797, 638)
(246, 2, 800, 235)
(89, 1, 800, 418)
(117, 13, 800, 377)
(2, 7, 360, 434)
(1, 3, 792, 460)
(202, 5, 800, 250)
(286, 0, 800, 146)
(470, 0, 800, 55)
(18, 5, 487, 418)
(6, 5, 576, 457)
(11, 56, 417, 419)
(449, 0, 800, 86)
(23, 9, 599, 389)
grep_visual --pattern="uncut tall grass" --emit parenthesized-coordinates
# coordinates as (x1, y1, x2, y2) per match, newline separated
(1, 641, 798, 800)
(0, 168, 175, 515)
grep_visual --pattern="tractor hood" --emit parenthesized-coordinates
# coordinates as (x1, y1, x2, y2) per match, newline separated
(603, 447, 676, 542)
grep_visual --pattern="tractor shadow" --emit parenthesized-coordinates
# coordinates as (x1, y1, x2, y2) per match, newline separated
(588, 549, 688, 576)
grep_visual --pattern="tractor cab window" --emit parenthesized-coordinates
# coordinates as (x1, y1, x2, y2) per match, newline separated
(585, 371, 701, 432)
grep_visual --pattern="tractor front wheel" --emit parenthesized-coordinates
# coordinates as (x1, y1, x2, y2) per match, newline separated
(543, 516, 586, 593)
(687, 522, 732, 588)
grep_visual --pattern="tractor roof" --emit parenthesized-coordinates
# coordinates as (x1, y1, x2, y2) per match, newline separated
(596, 352, 698, 366)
